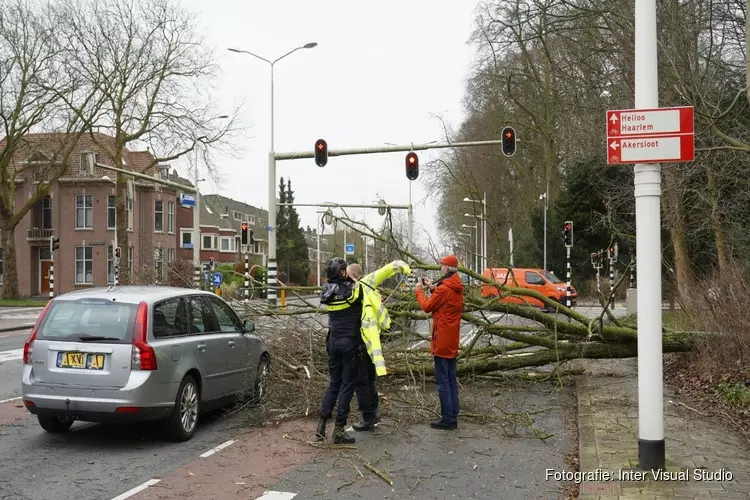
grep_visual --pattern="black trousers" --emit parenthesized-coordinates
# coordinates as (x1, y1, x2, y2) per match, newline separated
(355, 351, 378, 420)
(319, 341, 361, 425)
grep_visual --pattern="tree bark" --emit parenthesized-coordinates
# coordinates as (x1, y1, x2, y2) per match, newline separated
(663, 168, 693, 304)
(707, 168, 730, 276)
(1, 219, 19, 299)
(115, 163, 130, 285)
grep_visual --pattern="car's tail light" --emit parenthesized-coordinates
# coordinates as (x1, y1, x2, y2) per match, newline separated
(24, 300, 53, 365)
(131, 301, 157, 370)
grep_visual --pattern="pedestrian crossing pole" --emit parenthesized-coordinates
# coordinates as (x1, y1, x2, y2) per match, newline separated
(562, 221, 573, 319)
(566, 246, 571, 310)
(193, 265, 201, 289)
(49, 236, 58, 298)
(630, 258, 636, 289)
(244, 253, 249, 303)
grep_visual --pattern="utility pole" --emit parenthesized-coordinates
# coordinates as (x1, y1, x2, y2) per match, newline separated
(634, 0, 665, 470)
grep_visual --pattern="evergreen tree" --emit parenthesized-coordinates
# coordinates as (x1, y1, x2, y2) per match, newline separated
(276, 177, 290, 281)
(285, 179, 310, 284)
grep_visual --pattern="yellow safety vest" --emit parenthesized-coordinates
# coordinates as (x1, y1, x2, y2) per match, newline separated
(358, 260, 411, 376)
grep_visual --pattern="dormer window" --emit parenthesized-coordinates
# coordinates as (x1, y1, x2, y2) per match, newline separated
(79, 152, 96, 175)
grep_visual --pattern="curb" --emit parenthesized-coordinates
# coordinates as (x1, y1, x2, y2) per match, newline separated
(0, 324, 34, 333)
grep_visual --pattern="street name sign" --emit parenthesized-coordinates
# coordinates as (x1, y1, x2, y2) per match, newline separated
(606, 106, 694, 165)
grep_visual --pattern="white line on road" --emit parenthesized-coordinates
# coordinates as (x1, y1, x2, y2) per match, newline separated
(199, 439, 237, 458)
(255, 491, 297, 500)
(0, 349, 23, 363)
(110, 479, 161, 500)
(0, 396, 21, 404)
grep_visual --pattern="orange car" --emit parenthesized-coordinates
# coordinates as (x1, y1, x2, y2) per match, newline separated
(481, 267, 577, 309)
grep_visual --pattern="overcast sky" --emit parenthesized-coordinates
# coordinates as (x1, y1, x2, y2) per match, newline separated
(177, 0, 478, 255)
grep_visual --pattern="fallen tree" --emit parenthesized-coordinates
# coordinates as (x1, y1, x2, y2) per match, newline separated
(226, 209, 707, 386)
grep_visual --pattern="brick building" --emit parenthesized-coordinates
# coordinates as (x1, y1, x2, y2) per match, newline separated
(0, 132, 181, 297)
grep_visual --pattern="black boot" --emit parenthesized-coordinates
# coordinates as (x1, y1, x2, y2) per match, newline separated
(353, 417, 376, 432)
(315, 417, 327, 441)
(332, 422, 355, 444)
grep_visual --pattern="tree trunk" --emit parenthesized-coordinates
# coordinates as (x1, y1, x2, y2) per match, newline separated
(663, 168, 693, 304)
(707, 168, 730, 276)
(1, 219, 20, 299)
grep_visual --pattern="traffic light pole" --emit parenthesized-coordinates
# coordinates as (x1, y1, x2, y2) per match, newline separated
(566, 246, 571, 321)
(49, 238, 54, 299)
(609, 251, 616, 308)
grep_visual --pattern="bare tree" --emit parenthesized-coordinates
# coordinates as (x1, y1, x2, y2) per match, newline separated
(55, 0, 243, 283)
(0, 0, 102, 298)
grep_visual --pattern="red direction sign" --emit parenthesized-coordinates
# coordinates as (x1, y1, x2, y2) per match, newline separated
(606, 106, 694, 165)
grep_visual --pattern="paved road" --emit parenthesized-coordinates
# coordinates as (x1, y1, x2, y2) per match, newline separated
(0, 307, 43, 402)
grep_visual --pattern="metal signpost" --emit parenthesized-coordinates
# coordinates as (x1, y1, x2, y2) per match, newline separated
(613, 2, 695, 468)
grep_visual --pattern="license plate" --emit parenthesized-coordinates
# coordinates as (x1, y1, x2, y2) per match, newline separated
(56, 352, 105, 370)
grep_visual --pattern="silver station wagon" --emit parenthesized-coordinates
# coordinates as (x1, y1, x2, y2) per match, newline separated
(21, 286, 269, 441)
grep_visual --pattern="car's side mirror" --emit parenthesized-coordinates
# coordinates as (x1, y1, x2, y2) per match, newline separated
(243, 319, 255, 333)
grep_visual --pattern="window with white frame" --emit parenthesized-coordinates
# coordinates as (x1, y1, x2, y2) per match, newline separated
(167, 248, 174, 263)
(75, 194, 93, 228)
(233, 210, 242, 221)
(126, 196, 134, 230)
(202, 235, 218, 250)
(128, 246, 133, 273)
(181, 230, 193, 248)
(167, 202, 175, 233)
(107, 245, 114, 283)
(154, 248, 164, 283)
(79, 152, 95, 175)
(253, 241, 260, 254)
(220, 236, 236, 253)
(75, 246, 93, 284)
(107, 195, 116, 229)
(154, 200, 164, 232)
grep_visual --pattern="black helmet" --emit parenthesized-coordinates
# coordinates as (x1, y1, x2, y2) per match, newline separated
(326, 257, 347, 279)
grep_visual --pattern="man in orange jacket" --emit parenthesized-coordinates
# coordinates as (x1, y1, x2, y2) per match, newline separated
(415, 255, 464, 430)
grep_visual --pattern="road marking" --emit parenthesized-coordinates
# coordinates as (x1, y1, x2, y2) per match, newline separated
(110, 479, 160, 500)
(0, 349, 23, 363)
(199, 439, 237, 458)
(256, 491, 297, 500)
(0, 396, 21, 404)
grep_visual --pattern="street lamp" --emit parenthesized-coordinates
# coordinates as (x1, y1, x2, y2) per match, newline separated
(463, 194, 487, 271)
(461, 222, 478, 273)
(228, 42, 318, 305)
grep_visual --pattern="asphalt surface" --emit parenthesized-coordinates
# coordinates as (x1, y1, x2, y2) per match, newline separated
(0, 307, 42, 402)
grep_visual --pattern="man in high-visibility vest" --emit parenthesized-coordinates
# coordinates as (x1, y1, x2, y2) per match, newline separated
(346, 260, 411, 432)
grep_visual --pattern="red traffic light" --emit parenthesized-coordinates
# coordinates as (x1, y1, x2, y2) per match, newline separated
(405, 152, 419, 180)
(241, 222, 248, 231)
(501, 126, 516, 157)
(314, 139, 328, 167)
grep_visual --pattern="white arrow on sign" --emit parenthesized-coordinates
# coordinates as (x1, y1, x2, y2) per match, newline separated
(610, 114, 618, 123)
(610, 140, 619, 151)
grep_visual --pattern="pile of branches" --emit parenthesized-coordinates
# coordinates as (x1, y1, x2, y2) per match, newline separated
(231, 211, 708, 386)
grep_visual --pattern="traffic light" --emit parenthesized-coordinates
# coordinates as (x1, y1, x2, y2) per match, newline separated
(114, 247, 121, 259)
(591, 252, 599, 268)
(501, 126, 516, 157)
(609, 247, 616, 260)
(406, 152, 419, 180)
(50, 236, 59, 252)
(562, 221, 573, 248)
(314, 139, 327, 167)
(209, 257, 214, 268)
(249, 229, 254, 245)
(241, 222, 249, 245)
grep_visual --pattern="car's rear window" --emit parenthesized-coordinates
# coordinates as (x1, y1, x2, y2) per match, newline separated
(37, 299, 138, 343)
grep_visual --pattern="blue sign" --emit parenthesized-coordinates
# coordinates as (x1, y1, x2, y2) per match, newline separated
(180, 193, 196, 207)
(211, 271, 224, 287)
(203, 270, 209, 282)
(345, 243, 355, 255)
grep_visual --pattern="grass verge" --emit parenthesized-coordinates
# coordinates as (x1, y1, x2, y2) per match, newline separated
(0, 299, 49, 307)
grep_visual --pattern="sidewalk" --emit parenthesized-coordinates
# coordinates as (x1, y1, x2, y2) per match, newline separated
(576, 359, 750, 499)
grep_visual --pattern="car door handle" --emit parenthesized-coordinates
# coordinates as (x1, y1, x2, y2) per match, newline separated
(228, 340, 236, 347)
(197, 343, 206, 351)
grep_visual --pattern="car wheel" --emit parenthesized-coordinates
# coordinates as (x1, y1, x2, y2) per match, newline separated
(254, 355, 270, 401)
(164, 375, 200, 442)
(37, 414, 74, 433)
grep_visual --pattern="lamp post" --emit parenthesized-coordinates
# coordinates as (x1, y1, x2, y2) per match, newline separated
(228, 42, 318, 305)
(463, 194, 487, 270)
(461, 222, 478, 273)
